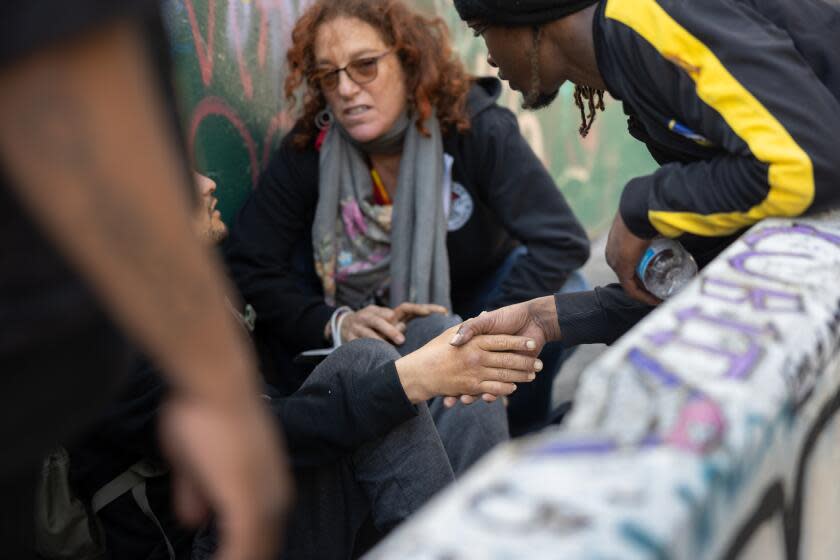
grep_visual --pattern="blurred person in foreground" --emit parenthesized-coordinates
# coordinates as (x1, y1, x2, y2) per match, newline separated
(0, 3, 289, 559)
(445, 0, 840, 405)
(71, 172, 542, 559)
(225, 0, 591, 435)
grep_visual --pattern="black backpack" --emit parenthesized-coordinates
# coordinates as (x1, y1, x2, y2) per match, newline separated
(35, 447, 173, 560)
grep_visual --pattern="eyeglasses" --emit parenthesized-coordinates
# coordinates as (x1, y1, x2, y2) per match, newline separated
(311, 50, 393, 92)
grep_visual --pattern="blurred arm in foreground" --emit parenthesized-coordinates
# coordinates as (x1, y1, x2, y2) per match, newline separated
(0, 19, 289, 560)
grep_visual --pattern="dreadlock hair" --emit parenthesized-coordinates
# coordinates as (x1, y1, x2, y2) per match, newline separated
(573, 85, 605, 137)
(526, 24, 605, 137)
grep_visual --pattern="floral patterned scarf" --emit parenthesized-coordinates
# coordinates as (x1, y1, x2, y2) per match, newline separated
(312, 114, 451, 310)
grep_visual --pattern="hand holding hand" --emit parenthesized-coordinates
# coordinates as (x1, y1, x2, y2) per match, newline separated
(396, 325, 543, 404)
(445, 296, 561, 407)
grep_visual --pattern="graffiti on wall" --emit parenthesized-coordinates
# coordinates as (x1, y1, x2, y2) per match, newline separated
(164, 0, 655, 232)
(164, 0, 309, 218)
(368, 213, 840, 560)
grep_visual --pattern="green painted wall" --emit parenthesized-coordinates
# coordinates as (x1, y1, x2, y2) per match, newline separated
(163, 0, 656, 235)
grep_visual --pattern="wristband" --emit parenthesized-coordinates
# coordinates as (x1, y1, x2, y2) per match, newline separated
(330, 306, 353, 348)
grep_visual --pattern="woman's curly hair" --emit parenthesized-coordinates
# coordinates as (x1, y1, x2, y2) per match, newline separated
(285, 0, 472, 148)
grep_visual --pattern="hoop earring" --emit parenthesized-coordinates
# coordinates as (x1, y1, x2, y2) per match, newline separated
(315, 107, 333, 130)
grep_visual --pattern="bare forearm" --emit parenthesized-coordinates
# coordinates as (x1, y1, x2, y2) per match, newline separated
(0, 22, 258, 404)
(394, 361, 430, 405)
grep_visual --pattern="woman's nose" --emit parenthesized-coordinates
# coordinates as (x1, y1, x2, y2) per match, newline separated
(336, 70, 360, 97)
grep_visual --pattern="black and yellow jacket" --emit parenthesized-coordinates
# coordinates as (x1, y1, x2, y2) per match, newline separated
(595, 0, 840, 240)
(555, 0, 840, 349)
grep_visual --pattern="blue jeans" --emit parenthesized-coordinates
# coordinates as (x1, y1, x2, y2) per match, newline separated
(454, 246, 589, 437)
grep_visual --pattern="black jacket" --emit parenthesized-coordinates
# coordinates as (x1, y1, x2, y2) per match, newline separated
(226, 78, 590, 390)
(72, 327, 413, 493)
(554, 0, 840, 346)
(69, 348, 411, 559)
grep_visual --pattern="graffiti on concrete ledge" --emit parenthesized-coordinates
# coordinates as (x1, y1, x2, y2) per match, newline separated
(368, 214, 840, 560)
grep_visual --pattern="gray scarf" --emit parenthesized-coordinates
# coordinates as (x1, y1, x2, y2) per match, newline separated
(312, 113, 451, 310)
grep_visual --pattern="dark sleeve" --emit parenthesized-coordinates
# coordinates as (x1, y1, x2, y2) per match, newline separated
(268, 360, 417, 469)
(91, 358, 167, 461)
(471, 107, 591, 309)
(226, 140, 336, 352)
(556, 284, 654, 347)
(607, 0, 840, 239)
(0, 1, 158, 68)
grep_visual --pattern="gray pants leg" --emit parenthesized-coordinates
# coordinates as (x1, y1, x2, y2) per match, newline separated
(399, 314, 510, 475)
(398, 313, 461, 355)
(350, 400, 454, 532)
(287, 339, 456, 558)
(284, 316, 509, 556)
(195, 339, 455, 560)
(340, 340, 455, 532)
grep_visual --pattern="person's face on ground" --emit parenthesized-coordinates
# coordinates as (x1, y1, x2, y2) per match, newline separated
(314, 16, 408, 143)
(192, 172, 228, 245)
(473, 23, 561, 111)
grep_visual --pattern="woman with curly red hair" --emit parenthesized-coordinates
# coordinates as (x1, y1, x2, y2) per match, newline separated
(221, 1, 590, 554)
(227, 0, 590, 440)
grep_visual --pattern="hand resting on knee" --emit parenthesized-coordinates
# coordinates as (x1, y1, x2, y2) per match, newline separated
(334, 303, 449, 346)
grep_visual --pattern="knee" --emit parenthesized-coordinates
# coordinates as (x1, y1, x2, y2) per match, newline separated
(408, 313, 461, 337)
(401, 313, 462, 353)
(465, 399, 508, 441)
(472, 398, 508, 430)
(303, 338, 400, 390)
(334, 338, 401, 363)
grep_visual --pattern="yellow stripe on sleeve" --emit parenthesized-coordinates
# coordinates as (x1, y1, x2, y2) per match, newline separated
(605, 0, 814, 238)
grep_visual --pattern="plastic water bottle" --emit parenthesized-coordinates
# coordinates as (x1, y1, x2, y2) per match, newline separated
(636, 238, 698, 300)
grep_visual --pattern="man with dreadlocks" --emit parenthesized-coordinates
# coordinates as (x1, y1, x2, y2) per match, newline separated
(446, 0, 840, 404)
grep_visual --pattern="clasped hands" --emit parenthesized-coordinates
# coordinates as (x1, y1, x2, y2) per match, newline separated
(432, 210, 665, 407)
(395, 324, 544, 405)
(340, 300, 557, 407)
(443, 295, 561, 407)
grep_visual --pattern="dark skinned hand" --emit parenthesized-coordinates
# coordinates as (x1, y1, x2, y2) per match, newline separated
(605, 211, 661, 306)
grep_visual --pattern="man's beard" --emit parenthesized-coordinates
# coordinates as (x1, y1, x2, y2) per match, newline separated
(522, 42, 559, 111)
(522, 87, 559, 111)
(522, 26, 558, 112)
(209, 225, 229, 244)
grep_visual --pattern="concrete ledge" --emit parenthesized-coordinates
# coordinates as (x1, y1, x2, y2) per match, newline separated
(368, 214, 840, 559)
